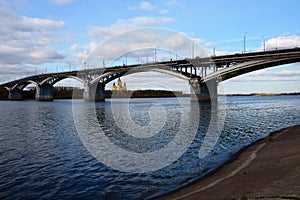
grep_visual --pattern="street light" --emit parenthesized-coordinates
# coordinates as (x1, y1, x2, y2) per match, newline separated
(243, 32, 247, 53)
(211, 42, 216, 56)
(192, 40, 195, 59)
(261, 36, 266, 51)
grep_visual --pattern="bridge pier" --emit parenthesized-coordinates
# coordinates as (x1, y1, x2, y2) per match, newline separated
(189, 78, 217, 102)
(83, 82, 105, 101)
(36, 83, 53, 101)
(8, 88, 23, 100)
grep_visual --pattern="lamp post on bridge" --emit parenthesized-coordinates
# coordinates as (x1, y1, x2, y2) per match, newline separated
(243, 32, 247, 53)
(213, 45, 216, 56)
(210, 42, 216, 56)
(192, 40, 195, 59)
(261, 36, 266, 51)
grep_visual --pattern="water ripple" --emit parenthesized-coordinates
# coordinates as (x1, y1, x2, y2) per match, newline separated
(0, 96, 299, 199)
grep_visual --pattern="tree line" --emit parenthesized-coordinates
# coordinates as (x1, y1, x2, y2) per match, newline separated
(0, 87, 188, 100)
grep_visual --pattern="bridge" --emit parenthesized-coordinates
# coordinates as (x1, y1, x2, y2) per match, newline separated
(1, 47, 300, 102)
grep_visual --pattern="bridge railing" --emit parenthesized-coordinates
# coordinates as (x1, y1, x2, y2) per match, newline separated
(1, 44, 300, 86)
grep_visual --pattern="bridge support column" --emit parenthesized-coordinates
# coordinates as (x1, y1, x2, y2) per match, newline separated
(8, 88, 23, 100)
(189, 78, 217, 102)
(36, 83, 53, 101)
(83, 82, 105, 101)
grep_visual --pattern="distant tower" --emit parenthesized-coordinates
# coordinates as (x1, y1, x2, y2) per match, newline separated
(111, 78, 127, 91)
(117, 78, 122, 90)
(111, 82, 117, 91)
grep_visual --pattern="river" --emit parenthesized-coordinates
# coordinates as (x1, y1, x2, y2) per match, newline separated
(0, 96, 299, 199)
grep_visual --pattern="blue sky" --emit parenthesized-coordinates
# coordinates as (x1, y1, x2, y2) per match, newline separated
(1, 0, 300, 94)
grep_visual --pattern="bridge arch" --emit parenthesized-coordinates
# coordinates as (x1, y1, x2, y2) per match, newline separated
(11, 80, 38, 91)
(2, 47, 300, 101)
(90, 66, 191, 86)
(203, 56, 300, 83)
(84, 28, 207, 70)
(40, 75, 86, 86)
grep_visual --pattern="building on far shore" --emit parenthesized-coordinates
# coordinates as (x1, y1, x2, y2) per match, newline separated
(111, 78, 127, 91)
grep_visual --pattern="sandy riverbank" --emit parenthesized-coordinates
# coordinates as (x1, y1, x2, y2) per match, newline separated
(156, 125, 300, 200)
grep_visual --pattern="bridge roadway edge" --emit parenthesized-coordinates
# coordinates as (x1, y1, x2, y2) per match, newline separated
(1, 48, 300, 102)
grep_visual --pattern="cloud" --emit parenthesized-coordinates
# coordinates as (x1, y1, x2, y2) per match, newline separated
(216, 35, 300, 84)
(106, 72, 189, 92)
(0, 0, 67, 83)
(0, 64, 36, 75)
(128, 1, 154, 11)
(88, 16, 173, 42)
(159, 9, 169, 14)
(252, 69, 300, 77)
(0, 63, 40, 85)
(71, 42, 98, 61)
(50, 0, 75, 5)
(226, 68, 300, 83)
(262, 35, 300, 51)
(166, 0, 180, 6)
(0, 3, 65, 60)
(165, 0, 187, 13)
(139, 1, 154, 11)
(84, 27, 209, 68)
(77, 16, 189, 64)
(229, 77, 300, 82)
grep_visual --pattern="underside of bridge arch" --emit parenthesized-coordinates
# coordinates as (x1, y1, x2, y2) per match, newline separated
(7, 81, 37, 100)
(88, 67, 218, 102)
(225, 60, 300, 81)
(36, 76, 86, 101)
(41, 75, 85, 86)
(204, 58, 300, 83)
(90, 67, 191, 86)
(82, 67, 198, 102)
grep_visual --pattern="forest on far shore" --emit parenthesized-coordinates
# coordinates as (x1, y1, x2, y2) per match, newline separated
(1, 86, 299, 100)
(0, 87, 188, 100)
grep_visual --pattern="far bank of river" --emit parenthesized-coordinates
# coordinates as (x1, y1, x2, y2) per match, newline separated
(0, 86, 299, 100)
(0, 88, 189, 100)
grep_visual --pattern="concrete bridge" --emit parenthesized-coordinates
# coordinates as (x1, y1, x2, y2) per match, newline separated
(1, 47, 300, 102)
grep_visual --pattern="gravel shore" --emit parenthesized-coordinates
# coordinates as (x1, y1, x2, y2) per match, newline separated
(156, 125, 300, 200)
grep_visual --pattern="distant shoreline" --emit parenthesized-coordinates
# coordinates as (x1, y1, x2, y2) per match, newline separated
(220, 92, 300, 96)
(0, 90, 299, 100)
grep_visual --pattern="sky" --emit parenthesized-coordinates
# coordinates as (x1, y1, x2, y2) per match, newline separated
(1, 0, 300, 94)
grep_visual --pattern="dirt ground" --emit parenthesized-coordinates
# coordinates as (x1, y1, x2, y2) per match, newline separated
(156, 125, 300, 200)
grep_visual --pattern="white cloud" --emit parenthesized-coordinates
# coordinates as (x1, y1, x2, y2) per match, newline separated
(106, 72, 189, 92)
(78, 16, 183, 65)
(252, 69, 300, 77)
(165, 0, 187, 13)
(140, 1, 154, 11)
(84, 27, 209, 68)
(88, 16, 173, 42)
(226, 67, 300, 83)
(50, 0, 75, 5)
(0, 0, 67, 83)
(229, 77, 299, 82)
(159, 9, 169, 14)
(0, 64, 36, 75)
(70, 44, 82, 51)
(262, 35, 300, 51)
(128, 1, 154, 11)
(166, 0, 179, 6)
(117, 16, 172, 27)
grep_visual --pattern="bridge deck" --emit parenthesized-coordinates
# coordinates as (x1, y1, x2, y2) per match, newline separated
(1, 47, 300, 88)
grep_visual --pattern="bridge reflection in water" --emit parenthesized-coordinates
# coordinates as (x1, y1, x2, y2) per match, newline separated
(72, 96, 226, 173)
(2, 47, 300, 102)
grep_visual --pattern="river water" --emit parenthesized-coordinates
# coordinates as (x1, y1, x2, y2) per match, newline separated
(0, 96, 299, 199)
